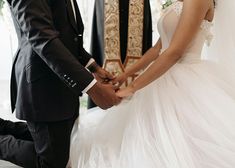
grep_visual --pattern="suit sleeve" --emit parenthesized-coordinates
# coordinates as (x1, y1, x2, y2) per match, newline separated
(10, 0, 94, 95)
(80, 48, 94, 66)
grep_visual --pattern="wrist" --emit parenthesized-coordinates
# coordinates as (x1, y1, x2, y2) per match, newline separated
(125, 70, 131, 77)
(122, 72, 128, 79)
(129, 83, 137, 94)
(87, 62, 100, 73)
(125, 68, 137, 78)
(87, 82, 103, 95)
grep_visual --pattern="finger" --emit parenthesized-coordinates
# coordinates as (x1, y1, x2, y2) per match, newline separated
(106, 72, 115, 79)
(112, 84, 120, 91)
(111, 95, 122, 104)
(94, 74, 104, 82)
(112, 81, 117, 86)
(115, 91, 123, 97)
(111, 78, 118, 85)
(114, 98, 122, 105)
(103, 78, 111, 83)
(103, 83, 116, 91)
(118, 81, 124, 87)
(102, 70, 114, 79)
(103, 83, 113, 87)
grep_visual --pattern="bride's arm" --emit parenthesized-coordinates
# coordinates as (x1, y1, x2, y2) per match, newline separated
(125, 38, 162, 77)
(117, 0, 210, 97)
(113, 39, 162, 85)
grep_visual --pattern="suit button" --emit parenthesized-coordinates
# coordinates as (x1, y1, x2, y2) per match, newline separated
(74, 37, 78, 42)
(72, 83, 77, 87)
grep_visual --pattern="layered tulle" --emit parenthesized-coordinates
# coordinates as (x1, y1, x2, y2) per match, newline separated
(69, 1, 235, 167)
(69, 60, 235, 168)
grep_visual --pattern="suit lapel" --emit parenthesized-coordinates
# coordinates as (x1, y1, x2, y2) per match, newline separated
(72, 0, 84, 34)
(66, 0, 79, 34)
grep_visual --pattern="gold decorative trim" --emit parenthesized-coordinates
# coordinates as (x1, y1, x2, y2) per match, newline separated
(126, 0, 144, 57)
(104, 0, 144, 85)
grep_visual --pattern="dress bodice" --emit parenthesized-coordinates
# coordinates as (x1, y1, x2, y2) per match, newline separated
(157, 1, 213, 63)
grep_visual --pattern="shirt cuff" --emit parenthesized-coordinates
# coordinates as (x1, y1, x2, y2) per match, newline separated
(82, 78, 97, 93)
(85, 58, 95, 69)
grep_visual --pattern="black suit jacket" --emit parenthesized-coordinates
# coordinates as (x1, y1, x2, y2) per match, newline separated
(7, 0, 94, 121)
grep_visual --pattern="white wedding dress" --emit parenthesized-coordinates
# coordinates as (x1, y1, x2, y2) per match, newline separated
(69, 1, 235, 168)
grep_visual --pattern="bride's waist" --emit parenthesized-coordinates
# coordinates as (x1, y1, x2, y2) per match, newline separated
(178, 52, 202, 64)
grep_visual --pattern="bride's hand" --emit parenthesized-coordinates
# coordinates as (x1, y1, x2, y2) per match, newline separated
(116, 85, 135, 98)
(112, 73, 128, 87)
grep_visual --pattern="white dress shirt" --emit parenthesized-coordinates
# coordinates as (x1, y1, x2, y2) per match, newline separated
(70, 0, 97, 93)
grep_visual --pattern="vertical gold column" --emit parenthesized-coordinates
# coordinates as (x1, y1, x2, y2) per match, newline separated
(125, 0, 144, 83)
(104, 0, 124, 76)
(104, 0, 145, 86)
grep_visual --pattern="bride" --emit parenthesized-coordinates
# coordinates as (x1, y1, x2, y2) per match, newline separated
(69, 0, 235, 167)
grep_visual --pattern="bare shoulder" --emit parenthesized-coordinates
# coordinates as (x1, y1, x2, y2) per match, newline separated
(183, 0, 214, 21)
(184, 0, 210, 7)
(183, 0, 210, 13)
(168, 0, 212, 55)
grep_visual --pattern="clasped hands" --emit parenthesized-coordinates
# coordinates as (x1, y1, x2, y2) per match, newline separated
(95, 65, 135, 97)
(87, 63, 135, 110)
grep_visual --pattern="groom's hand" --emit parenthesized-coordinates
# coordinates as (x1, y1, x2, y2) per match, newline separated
(87, 82, 122, 109)
(94, 67, 114, 83)
(87, 62, 114, 83)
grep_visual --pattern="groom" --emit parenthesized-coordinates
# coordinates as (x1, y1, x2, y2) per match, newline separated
(3, 0, 121, 167)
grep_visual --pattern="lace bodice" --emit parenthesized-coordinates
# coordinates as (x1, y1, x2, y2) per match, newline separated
(157, 1, 213, 63)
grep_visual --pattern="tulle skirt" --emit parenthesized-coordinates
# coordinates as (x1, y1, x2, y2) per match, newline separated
(69, 60, 235, 168)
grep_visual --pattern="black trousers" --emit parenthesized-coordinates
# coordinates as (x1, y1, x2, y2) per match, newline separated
(0, 115, 77, 168)
(0, 118, 36, 168)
